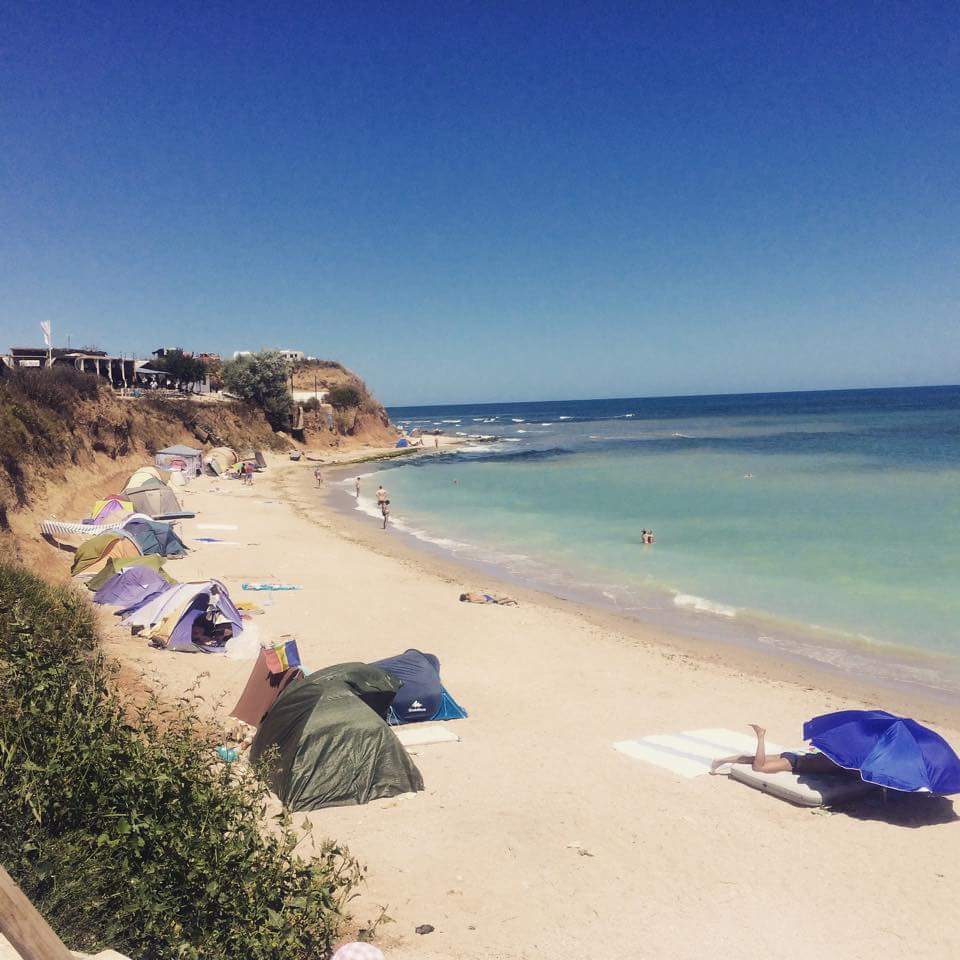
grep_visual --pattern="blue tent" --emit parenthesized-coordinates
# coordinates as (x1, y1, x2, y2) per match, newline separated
(93, 565, 172, 609)
(123, 517, 187, 557)
(371, 649, 467, 724)
(395, 438, 410, 448)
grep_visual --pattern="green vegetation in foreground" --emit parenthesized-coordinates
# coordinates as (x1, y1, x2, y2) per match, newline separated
(0, 563, 361, 959)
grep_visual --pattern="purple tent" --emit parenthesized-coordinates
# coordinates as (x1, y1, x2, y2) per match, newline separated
(93, 566, 172, 609)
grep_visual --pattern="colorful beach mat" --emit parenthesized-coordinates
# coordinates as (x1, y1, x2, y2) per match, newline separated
(613, 728, 786, 779)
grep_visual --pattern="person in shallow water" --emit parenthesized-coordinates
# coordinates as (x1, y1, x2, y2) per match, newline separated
(710, 724, 851, 776)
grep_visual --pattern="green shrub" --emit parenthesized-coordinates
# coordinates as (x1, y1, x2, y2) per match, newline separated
(326, 385, 362, 410)
(222, 352, 293, 432)
(0, 563, 360, 959)
(11, 366, 101, 413)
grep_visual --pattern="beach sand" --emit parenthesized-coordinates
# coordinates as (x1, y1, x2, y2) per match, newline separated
(86, 456, 960, 960)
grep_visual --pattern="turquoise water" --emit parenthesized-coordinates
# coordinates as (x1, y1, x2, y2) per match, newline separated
(352, 388, 960, 691)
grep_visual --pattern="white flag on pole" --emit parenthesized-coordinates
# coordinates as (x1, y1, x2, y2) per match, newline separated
(40, 321, 51, 347)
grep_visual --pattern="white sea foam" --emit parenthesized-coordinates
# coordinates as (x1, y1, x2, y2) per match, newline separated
(512, 418, 525, 423)
(673, 594, 738, 618)
(558, 416, 572, 420)
(516, 429, 527, 433)
(540, 422, 553, 426)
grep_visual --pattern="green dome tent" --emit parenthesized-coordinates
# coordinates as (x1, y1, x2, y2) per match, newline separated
(250, 662, 424, 811)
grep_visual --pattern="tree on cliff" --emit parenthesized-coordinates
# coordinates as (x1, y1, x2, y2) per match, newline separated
(154, 349, 206, 392)
(222, 351, 292, 431)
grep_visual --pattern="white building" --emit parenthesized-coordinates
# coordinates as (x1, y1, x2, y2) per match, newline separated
(277, 349, 305, 363)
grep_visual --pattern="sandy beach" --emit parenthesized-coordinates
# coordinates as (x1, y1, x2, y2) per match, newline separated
(78, 455, 960, 960)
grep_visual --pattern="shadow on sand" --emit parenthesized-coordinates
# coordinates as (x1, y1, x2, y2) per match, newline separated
(833, 790, 957, 827)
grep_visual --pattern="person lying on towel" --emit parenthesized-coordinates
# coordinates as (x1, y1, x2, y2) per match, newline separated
(459, 592, 518, 606)
(710, 724, 854, 777)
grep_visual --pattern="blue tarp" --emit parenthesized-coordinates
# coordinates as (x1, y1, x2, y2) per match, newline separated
(371, 649, 467, 724)
(93, 566, 172, 609)
(804, 710, 960, 794)
(395, 438, 410, 448)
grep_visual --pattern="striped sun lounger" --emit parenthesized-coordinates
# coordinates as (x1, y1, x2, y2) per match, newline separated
(41, 518, 124, 539)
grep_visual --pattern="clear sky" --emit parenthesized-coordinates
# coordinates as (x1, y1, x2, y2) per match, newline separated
(2, 2, 958, 405)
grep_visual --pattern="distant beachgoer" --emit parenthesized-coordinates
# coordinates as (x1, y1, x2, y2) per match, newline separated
(710, 724, 848, 776)
(314, 466, 323, 486)
(641, 529, 648, 542)
(355, 477, 361, 498)
(459, 592, 518, 606)
(381, 500, 390, 529)
(642, 529, 654, 544)
(434, 435, 439, 448)
(243, 461, 254, 485)
(376, 484, 388, 506)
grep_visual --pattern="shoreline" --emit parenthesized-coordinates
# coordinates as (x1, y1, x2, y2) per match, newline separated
(306, 461, 960, 729)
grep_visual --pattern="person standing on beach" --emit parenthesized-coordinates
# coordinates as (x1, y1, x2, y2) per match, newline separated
(243, 461, 254, 485)
(434, 434, 439, 448)
(376, 484, 388, 507)
(314, 466, 323, 486)
(355, 477, 361, 498)
(381, 499, 390, 529)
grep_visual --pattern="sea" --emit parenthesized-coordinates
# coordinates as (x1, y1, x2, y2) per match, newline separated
(341, 386, 960, 698)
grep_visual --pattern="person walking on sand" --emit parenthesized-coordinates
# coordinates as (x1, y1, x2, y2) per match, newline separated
(355, 477, 361, 499)
(434, 434, 439, 449)
(381, 499, 390, 529)
(243, 461, 254, 485)
(314, 465, 323, 486)
(710, 724, 850, 776)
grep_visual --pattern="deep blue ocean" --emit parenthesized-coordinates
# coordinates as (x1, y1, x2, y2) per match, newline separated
(347, 386, 960, 694)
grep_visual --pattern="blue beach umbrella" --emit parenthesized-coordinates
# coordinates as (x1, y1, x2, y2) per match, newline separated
(803, 710, 960, 795)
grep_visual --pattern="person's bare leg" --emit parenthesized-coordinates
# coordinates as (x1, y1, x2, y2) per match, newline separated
(749, 724, 792, 773)
(710, 724, 792, 774)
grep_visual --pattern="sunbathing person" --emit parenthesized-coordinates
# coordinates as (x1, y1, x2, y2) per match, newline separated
(459, 592, 518, 606)
(710, 723, 850, 776)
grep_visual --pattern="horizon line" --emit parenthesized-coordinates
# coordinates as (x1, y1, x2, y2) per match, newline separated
(385, 382, 959, 410)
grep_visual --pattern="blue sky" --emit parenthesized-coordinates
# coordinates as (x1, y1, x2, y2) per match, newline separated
(2, 2, 958, 404)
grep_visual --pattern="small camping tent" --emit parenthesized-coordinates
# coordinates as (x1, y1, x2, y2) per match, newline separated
(250, 662, 424, 811)
(86, 554, 175, 592)
(93, 565, 172, 609)
(204, 447, 238, 476)
(372, 649, 468, 724)
(124, 478, 184, 519)
(70, 530, 142, 576)
(155, 444, 203, 477)
(88, 496, 133, 524)
(123, 466, 167, 492)
(395, 437, 410, 448)
(122, 580, 242, 652)
(122, 517, 188, 557)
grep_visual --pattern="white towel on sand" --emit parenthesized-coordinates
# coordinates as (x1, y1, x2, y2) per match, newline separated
(614, 728, 786, 779)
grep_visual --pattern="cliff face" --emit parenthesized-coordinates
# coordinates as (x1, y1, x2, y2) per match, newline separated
(0, 366, 286, 544)
(291, 360, 397, 450)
